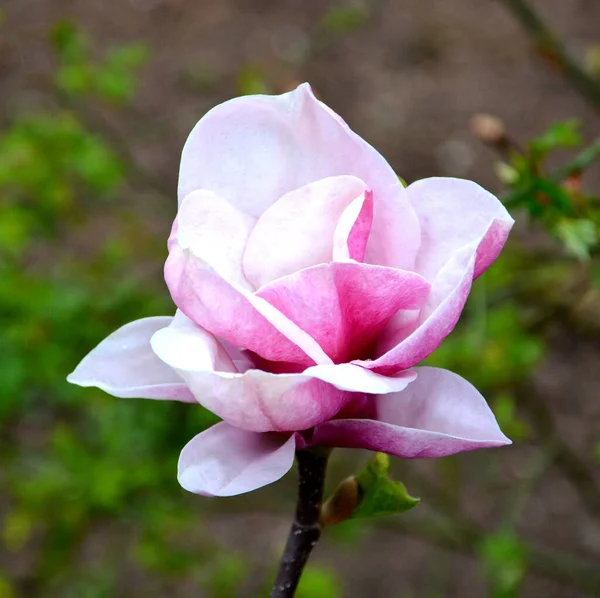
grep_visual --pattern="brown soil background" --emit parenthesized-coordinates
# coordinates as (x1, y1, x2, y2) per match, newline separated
(2, 1, 600, 597)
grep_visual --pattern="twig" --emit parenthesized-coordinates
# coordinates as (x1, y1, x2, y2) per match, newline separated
(271, 448, 331, 598)
(498, 0, 600, 110)
(385, 512, 600, 594)
(515, 383, 600, 518)
(553, 136, 600, 181)
(218, 490, 600, 593)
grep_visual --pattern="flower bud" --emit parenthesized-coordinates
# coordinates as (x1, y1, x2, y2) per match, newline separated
(469, 113, 506, 145)
(320, 476, 360, 527)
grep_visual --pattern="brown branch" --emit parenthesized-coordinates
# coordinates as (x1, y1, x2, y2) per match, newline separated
(498, 0, 600, 110)
(271, 448, 331, 598)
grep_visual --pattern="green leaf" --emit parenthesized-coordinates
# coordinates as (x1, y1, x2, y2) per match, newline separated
(94, 43, 149, 103)
(236, 65, 269, 96)
(479, 529, 528, 598)
(554, 218, 597, 261)
(320, 6, 370, 35)
(529, 119, 582, 159)
(104, 43, 149, 70)
(352, 453, 420, 519)
(50, 20, 87, 62)
(494, 162, 519, 185)
(55, 63, 93, 97)
(96, 70, 135, 103)
(296, 566, 341, 598)
(492, 394, 530, 441)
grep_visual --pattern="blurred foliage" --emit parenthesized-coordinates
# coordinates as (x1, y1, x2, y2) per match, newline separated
(479, 530, 528, 598)
(0, 19, 228, 598)
(51, 20, 149, 103)
(497, 119, 600, 260)
(319, 4, 370, 36)
(1, 6, 600, 598)
(237, 64, 270, 96)
(295, 566, 341, 598)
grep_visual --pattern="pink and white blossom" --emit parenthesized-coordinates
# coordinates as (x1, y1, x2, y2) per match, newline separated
(68, 83, 514, 497)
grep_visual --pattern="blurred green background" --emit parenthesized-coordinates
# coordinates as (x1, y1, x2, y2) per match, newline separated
(1, 1, 600, 596)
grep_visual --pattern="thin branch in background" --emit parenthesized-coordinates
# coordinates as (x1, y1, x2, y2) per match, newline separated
(498, 0, 600, 110)
(553, 135, 600, 181)
(384, 512, 600, 594)
(515, 383, 600, 518)
(219, 500, 600, 594)
(394, 443, 599, 591)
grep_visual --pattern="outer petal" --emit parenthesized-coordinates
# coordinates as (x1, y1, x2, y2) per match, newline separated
(151, 316, 417, 432)
(311, 367, 511, 458)
(178, 82, 420, 270)
(242, 175, 369, 288)
(359, 245, 475, 374)
(257, 261, 430, 363)
(178, 422, 296, 496)
(408, 177, 514, 281)
(67, 317, 194, 402)
(359, 180, 513, 374)
(166, 244, 331, 368)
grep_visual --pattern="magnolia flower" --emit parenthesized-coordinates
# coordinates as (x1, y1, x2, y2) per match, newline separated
(69, 84, 514, 497)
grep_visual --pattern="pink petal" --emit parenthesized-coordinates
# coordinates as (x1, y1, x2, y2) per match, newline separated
(152, 316, 416, 432)
(304, 364, 417, 394)
(408, 177, 514, 281)
(356, 180, 513, 375)
(178, 422, 296, 496)
(67, 317, 194, 402)
(333, 189, 373, 262)
(358, 246, 476, 373)
(178, 82, 420, 270)
(311, 367, 510, 458)
(243, 176, 369, 288)
(177, 189, 255, 288)
(257, 261, 430, 363)
(166, 243, 331, 368)
(364, 183, 421, 271)
(150, 310, 238, 374)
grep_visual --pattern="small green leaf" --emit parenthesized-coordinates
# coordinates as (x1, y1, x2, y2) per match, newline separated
(554, 218, 597, 261)
(296, 566, 341, 598)
(492, 394, 530, 441)
(320, 6, 370, 35)
(494, 162, 519, 186)
(55, 63, 93, 96)
(479, 529, 528, 598)
(352, 453, 419, 519)
(398, 175, 408, 187)
(529, 119, 582, 160)
(236, 65, 269, 96)
(104, 43, 149, 70)
(94, 67, 137, 103)
(50, 19, 87, 61)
